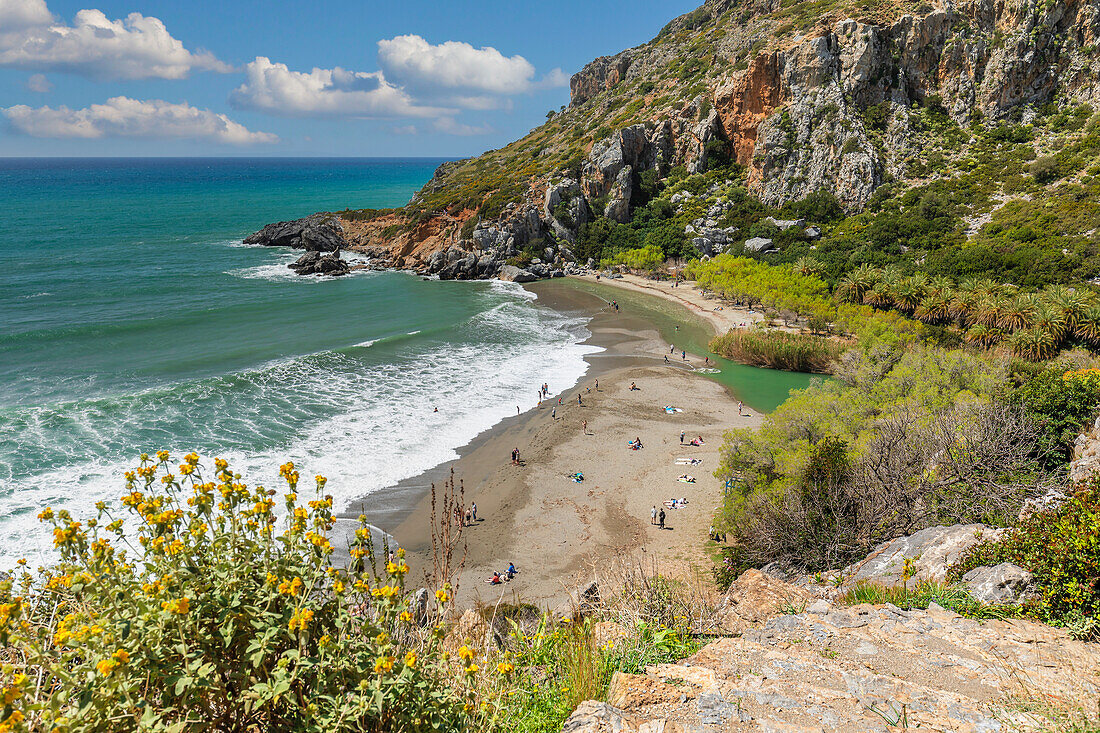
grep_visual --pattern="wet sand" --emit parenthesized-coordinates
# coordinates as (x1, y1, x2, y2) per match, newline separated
(343, 279, 759, 608)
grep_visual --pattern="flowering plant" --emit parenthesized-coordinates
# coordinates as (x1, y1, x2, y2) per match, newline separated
(3, 453, 464, 732)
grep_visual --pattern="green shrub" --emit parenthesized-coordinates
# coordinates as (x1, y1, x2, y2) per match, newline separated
(710, 328, 844, 373)
(1012, 367, 1100, 466)
(949, 478, 1100, 632)
(840, 581, 1017, 619)
(9, 454, 467, 732)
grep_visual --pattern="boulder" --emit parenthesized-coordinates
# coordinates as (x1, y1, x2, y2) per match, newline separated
(717, 568, 812, 632)
(245, 214, 347, 252)
(606, 672, 684, 708)
(560, 701, 640, 733)
(845, 524, 999, 586)
(804, 225, 822, 240)
(498, 265, 538, 283)
(287, 251, 350, 276)
(962, 563, 1039, 605)
(764, 217, 806, 230)
(744, 237, 774, 252)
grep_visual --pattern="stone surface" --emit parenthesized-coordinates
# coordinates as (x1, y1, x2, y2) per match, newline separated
(498, 265, 537, 283)
(717, 569, 812, 633)
(287, 250, 350, 276)
(566, 605, 1100, 731)
(245, 213, 347, 252)
(743, 237, 773, 252)
(844, 524, 999, 586)
(962, 563, 1039, 605)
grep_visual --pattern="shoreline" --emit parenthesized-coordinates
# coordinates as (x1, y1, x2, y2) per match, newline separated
(339, 277, 761, 608)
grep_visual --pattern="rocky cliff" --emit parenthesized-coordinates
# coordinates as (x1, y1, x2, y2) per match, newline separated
(248, 0, 1100, 279)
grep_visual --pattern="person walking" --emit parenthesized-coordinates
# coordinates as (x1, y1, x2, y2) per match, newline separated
(658, 508, 666, 529)
(651, 505, 657, 525)
(582, 419, 588, 435)
(577, 394, 582, 406)
(680, 430, 685, 445)
(737, 401, 743, 415)
(552, 406, 556, 420)
(471, 503, 477, 522)
(681, 350, 686, 361)
(595, 379, 599, 391)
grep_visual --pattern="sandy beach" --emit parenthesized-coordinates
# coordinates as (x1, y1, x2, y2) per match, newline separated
(372, 278, 762, 609)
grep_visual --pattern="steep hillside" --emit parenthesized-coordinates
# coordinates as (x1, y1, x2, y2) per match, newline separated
(250, 0, 1100, 286)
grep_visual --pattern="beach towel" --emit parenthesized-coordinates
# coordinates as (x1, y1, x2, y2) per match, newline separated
(675, 458, 702, 465)
(663, 406, 682, 413)
(677, 475, 696, 483)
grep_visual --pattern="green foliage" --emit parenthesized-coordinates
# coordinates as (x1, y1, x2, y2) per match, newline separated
(11, 455, 466, 732)
(1011, 367, 1100, 465)
(335, 207, 398, 222)
(840, 581, 1019, 619)
(687, 255, 834, 321)
(714, 344, 1039, 571)
(710, 328, 845, 373)
(606, 244, 665, 271)
(949, 478, 1100, 634)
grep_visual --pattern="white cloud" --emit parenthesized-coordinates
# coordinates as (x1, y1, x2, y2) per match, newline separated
(25, 72, 50, 92)
(378, 35, 539, 95)
(0, 0, 52, 29)
(3, 97, 277, 144)
(0, 1, 230, 80)
(229, 56, 452, 118)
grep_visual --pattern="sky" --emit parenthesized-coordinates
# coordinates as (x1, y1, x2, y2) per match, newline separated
(0, 0, 700, 157)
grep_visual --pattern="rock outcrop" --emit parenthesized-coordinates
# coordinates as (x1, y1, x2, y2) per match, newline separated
(843, 524, 999, 586)
(244, 214, 347, 252)
(562, 603, 1100, 731)
(287, 251, 350, 276)
(962, 562, 1039, 605)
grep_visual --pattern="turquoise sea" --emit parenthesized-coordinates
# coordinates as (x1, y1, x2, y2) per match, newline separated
(0, 158, 815, 570)
(0, 158, 600, 568)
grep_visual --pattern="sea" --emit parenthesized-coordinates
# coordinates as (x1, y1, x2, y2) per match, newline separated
(0, 158, 601, 569)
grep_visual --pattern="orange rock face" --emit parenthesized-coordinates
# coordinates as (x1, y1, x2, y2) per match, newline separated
(713, 53, 786, 179)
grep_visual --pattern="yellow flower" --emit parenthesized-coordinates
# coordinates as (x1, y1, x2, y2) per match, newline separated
(374, 655, 395, 673)
(404, 650, 417, 668)
(156, 450, 170, 462)
(96, 658, 118, 676)
(333, 580, 345, 594)
(435, 589, 449, 603)
(375, 631, 389, 645)
(37, 507, 53, 521)
(464, 663, 478, 675)
(399, 611, 412, 623)
(161, 597, 190, 615)
(288, 608, 314, 631)
(497, 662, 515, 675)
(457, 645, 474, 663)
(113, 649, 130, 664)
(278, 577, 303, 597)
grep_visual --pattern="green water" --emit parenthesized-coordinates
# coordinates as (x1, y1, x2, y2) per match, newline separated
(550, 278, 820, 412)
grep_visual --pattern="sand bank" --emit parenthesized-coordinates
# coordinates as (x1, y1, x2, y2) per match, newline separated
(361, 279, 760, 609)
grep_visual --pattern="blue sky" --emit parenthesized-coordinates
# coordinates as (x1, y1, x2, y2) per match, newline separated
(0, 0, 699, 156)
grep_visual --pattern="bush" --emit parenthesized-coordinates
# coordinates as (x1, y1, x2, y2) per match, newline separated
(710, 328, 844, 373)
(949, 478, 1100, 634)
(1012, 367, 1100, 466)
(9, 454, 468, 732)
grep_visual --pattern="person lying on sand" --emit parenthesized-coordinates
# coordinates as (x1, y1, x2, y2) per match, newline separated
(689, 436, 705, 446)
(628, 437, 643, 450)
(487, 572, 502, 585)
(629, 381, 639, 391)
(677, 475, 696, 483)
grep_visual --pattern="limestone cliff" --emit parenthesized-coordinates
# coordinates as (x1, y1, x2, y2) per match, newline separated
(249, 0, 1100, 279)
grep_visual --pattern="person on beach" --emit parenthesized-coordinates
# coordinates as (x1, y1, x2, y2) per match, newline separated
(664, 355, 670, 363)
(517, 406, 520, 415)
(582, 419, 588, 434)
(471, 503, 477, 522)
(737, 401, 743, 415)
(487, 572, 502, 585)
(670, 345, 675, 354)
(511, 448, 519, 465)
(704, 356, 709, 366)
(433, 407, 438, 412)
(577, 394, 582, 406)
(595, 379, 598, 391)
(680, 430, 685, 445)
(465, 507, 472, 526)
(507, 562, 516, 579)
(682, 350, 686, 361)
(651, 505, 657, 525)
(658, 509, 666, 529)
(558, 396, 562, 405)
(552, 406, 556, 420)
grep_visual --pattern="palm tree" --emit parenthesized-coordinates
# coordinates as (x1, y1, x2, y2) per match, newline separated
(949, 287, 980, 327)
(915, 293, 950, 324)
(1047, 286, 1091, 335)
(863, 282, 893, 309)
(793, 256, 823, 278)
(973, 294, 1005, 328)
(964, 324, 1003, 349)
(1008, 327, 1058, 361)
(836, 264, 879, 304)
(998, 293, 1036, 333)
(892, 274, 927, 314)
(1075, 304, 1100, 346)
(926, 275, 955, 298)
(1032, 299, 1069, 344)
